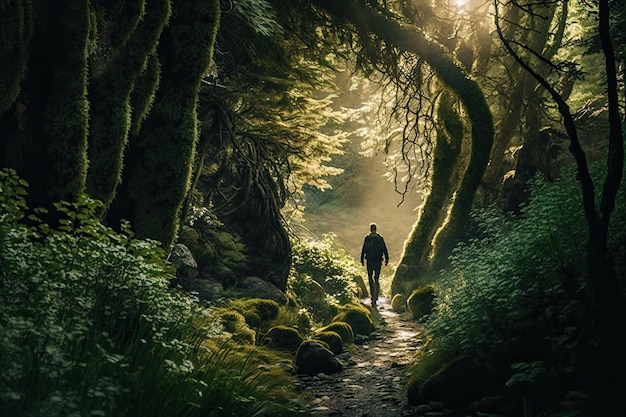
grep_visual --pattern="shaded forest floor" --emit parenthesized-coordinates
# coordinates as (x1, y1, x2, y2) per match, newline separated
(297, 297, 431, 417)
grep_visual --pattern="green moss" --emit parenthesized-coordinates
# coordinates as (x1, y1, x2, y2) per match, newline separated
(214, 309, 256, 345)
(391, 293, 407, 312)
(406, 349, 451, 405)
(230, 298, 280, 329)
(332, 304, 375, 336)
(264, 325, 304, 352)
(314, 331, 343, 354)
(318, 321, 354, 345)
(407, 285, 435, 320)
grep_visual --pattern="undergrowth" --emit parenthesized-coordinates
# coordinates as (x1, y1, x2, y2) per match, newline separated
(289, 234, 362, 323)
(420, 162, 626, 412)
(0, 169, 303, 417)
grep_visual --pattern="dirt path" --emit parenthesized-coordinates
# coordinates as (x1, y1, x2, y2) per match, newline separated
(297, 297, 431, 417)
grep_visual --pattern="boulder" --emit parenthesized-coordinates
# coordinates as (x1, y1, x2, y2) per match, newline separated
(332, 304, 375, 336)
(264, 325, 304, 352)
(238, 276, 288, 304)
(314, 331, 343, 355)
(317, 321, 354, 345)
(185, 279, 224, 302)
(407, 285, 435, 320)
(295, 341, 343, 376)
(230, 298, 280, 329)
(169, 243, 198, 283)
(391, 293, 407, 312)
(420, 355, 498, 408)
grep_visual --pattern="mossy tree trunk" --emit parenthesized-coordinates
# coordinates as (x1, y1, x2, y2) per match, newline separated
(109, 0, 221, 249)
(86, 0, 171, 210)
(0, 0, 91, 209)
(392, 92, 463, 295)
(0, 0, 33, 114)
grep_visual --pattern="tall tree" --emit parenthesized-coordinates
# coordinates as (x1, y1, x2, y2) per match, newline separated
(108, 0, 221, 249)
(0, 0, 91, 209)
(86, 0, 171, 209)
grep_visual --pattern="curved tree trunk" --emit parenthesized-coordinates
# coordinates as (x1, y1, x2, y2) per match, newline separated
(392, 92, 463, 295)
(109, 0, 221, 249)
(86, 0, 171, 210)
(312, 0, 494, 276)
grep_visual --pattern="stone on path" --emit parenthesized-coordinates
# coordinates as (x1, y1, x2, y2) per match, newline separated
(299, 296, 426, 417)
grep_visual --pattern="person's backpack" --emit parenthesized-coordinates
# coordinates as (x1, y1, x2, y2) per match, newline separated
(364, 234, 385, 262)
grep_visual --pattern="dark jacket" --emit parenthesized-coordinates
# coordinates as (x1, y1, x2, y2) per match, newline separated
(360, 232, 389, 265)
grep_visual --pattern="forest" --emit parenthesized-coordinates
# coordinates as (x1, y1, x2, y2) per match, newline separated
(0, 0, 625, 416)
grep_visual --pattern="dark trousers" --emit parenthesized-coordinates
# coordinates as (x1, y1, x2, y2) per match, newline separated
(366, 261, 382, 302)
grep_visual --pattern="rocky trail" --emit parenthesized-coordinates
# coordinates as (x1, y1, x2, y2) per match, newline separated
(297, 297, 442, 417)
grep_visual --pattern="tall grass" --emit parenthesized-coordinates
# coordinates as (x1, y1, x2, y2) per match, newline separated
(0, 169, 303, 417)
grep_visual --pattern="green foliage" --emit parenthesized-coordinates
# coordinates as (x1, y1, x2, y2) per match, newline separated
(0, 169, 303, 417)
(287, 234, 363, 324)
(291, 234, 361, 302)
(424, 163, 626, 407)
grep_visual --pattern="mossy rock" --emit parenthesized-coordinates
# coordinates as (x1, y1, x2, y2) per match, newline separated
(230, 298, 280, 329)
(264, 325, 304, 352)
(214, 310, 256, 345)
(419, 355, 495, 407)
(391, 293, 407, 312)
(295, 340, 342, 376)
(332, 303, 375, 336)
(314, 331, 343, 354)
(407, 285, 435, 320)
(318, 321, 354, 345)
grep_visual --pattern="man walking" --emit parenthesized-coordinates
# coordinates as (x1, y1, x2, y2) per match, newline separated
(360, 223, 389, 308)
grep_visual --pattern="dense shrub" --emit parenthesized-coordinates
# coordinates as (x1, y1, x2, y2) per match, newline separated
(288, 234, 362, 324)
(419, 163, 626, 411)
